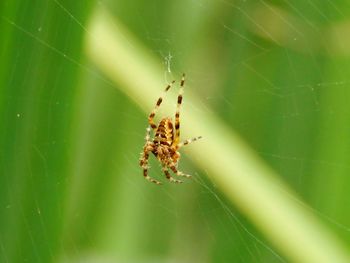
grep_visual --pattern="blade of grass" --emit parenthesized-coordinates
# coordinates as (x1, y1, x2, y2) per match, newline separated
(85, 7, 350, 263)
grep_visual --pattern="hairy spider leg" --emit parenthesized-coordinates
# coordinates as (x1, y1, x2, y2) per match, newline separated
(162, 166, 183, 183)
(143, 157, 162, 185)
(148, 80, 176, 130)
(178, 136, 203, 148)
(169, 162, 192, 178)
(140, 127, 162, 185)
(173, 73, 185, 146)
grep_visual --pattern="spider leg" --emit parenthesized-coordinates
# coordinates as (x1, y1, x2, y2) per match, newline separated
(143, 167, 162, 185)
(139, 127, 162, 185)
(140, 151, 162, 185)
(173, 73, 185, 145)
(148, 80, 176, 130)
(145, 126, 152, 143)
(163, 166, 183, 184)
(178, 136, 202, 148)
(169, 162, 191, 178)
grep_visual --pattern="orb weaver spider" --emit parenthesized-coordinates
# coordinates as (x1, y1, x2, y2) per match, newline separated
(139, 74, 202, 185)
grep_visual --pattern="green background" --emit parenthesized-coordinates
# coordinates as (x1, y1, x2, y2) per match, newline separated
(1, 0, 350, 262)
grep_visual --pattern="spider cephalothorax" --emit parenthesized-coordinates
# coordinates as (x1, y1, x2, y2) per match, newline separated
(139, 74, 202, 185)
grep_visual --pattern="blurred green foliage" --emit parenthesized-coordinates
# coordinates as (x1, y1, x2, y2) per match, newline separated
(1, 0, 350, 262)
(0, 1, 93, 262)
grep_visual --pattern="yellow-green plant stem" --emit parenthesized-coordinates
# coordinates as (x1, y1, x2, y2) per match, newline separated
(85, 8, 350, 263)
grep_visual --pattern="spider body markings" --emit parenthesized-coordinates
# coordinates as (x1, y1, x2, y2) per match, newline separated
(139, 74, 202, 185)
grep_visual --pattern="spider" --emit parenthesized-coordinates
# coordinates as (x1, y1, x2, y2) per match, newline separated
(139, 73, 202, 185)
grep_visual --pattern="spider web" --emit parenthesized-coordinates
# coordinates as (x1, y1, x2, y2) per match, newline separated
(1, 0, 350, 262)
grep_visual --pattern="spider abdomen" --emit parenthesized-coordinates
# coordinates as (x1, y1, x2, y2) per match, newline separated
(154, 118, 174, 146)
